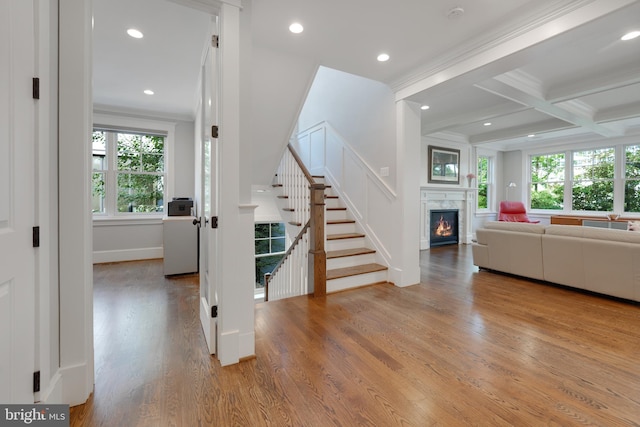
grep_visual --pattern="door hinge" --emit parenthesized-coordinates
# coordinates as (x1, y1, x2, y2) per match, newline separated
(33, 371, 40, 393)
(211, 305, 218, 318)
(32, 77, 40, 99)
(212, 35, 219, 48)
(211, 125, 219, 139)
(33, 226, 40, 248)
(211, 216, 218, 229)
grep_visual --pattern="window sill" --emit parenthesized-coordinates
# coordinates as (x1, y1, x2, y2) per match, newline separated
(92, 216, 164, 227)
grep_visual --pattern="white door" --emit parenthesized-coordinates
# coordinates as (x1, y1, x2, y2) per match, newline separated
(0, 0, 36, 403)
(196, 27, 220, 355)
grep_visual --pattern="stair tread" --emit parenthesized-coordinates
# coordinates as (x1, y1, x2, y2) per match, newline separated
(327, 207, 347, 211)
(327, 263, 388, 280)
(288, 221, 302, 226)
(327, 232, 365, 240)
(327, 248, 376, 259)
(325, 195, 339, 199)
(277, 195, 288, 199)
(283, 208, 294, 212)
(327, 219, 355, 225)
(271, 183, 283, 187)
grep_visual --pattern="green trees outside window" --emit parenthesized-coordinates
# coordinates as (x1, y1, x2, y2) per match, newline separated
(92, 129, 166, 215)
(477, 156, 489, 209)
(530, 145, 640, 213)
(530, 153, 565, 210)
(572, 148, 614, 211)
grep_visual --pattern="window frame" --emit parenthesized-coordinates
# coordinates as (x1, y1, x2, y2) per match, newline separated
(92, 113, 176, 220)
(254, 222, 286, 293)
(476, 154, 494, 212)
(526, 142, 640, 216)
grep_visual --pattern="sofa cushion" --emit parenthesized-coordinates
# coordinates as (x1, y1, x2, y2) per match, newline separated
(483, 221, 546, 234)
(545, 224, 640, 244)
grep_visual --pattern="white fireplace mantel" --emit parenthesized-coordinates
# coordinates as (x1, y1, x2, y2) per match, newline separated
(420, 187, 475, 249)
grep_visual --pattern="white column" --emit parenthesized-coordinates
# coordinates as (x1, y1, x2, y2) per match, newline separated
(217, 1, 255, 366)
(390, 100, 421, 287)
(58, 0, 94, 405)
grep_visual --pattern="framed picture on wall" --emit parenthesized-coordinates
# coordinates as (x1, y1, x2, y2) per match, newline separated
(428, 146, 460, 184)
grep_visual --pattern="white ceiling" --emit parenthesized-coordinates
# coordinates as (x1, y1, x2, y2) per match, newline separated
(93, 0, 640, 150)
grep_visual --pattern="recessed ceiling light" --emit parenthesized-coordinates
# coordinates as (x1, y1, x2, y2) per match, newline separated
(144, 89, 154, 95)
(127, 28, 144, 39)
(621, 31, 640, 41)
(377, 53, 390, 62)
(421, 105, 430, 110)
(528, 134, 536, 138)
(289, 23, 304, 34)
(484, 122, 492, 126)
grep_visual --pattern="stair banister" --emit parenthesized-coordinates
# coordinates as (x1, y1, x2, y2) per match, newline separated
(266, 144, 326, 300)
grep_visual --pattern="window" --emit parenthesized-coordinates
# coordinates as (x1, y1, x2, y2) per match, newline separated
(572, 148, 614, 211)
(624, 145, 640, 212)
(477, 156, 490, 210)
(255, 222, 286, 290)
(530, 153, 565, 210)
(92, 129, 166, 215)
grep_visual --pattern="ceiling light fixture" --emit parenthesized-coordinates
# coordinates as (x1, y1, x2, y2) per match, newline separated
(446, 6, 465, 20)
(289, 23, 304, 34)
(143, 89, 154, 95)
(127, 28, 144, 39)
(528, 134, 536, 138)
(377, 53, 390, 62)
(421, 105, 430, 110)
(484, 122, 492, 126)
(621, 30, 640, 41)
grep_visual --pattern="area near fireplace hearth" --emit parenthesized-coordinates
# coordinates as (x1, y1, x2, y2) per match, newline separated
(420, 188, 475, 249)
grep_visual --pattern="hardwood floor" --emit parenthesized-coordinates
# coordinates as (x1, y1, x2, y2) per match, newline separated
(71, 246, 640, 426)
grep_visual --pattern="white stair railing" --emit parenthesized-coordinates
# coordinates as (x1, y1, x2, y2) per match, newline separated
(266, 145, 326, 301)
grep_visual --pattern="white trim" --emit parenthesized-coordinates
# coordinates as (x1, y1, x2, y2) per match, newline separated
(92, 217, 164, 227)
(93, 247, 164, 264)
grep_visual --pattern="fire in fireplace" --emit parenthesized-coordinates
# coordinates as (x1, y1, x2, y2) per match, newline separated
(430, 209, 459, 247)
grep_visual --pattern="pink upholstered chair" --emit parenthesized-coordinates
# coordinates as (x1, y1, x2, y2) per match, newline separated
(498, 201, 540, 223)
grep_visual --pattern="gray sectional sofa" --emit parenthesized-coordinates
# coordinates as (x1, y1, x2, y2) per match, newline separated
(472, 221, 640, 302)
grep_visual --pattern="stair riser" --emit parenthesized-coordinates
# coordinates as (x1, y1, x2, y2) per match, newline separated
(327, 253, 376, 269)
(327, 270, 388, 293)
(326, 210, 348, 221)
(326, 237, 365, 251)
(326, 223, 357, 235)
(325, 198, 342, 209)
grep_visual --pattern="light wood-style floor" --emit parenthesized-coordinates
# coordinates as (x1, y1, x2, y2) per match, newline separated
(71, 246, 640, 426)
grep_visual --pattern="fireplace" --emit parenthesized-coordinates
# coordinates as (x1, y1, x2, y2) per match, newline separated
(429, 209, 459, 247)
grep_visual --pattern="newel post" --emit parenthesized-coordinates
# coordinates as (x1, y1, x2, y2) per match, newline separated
(309, 182, 326, 297)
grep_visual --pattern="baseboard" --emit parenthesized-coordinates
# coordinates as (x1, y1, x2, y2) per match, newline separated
(93, 247, 163, 264)
(59, 363, 93, 407)
(38, 372, 63, 404)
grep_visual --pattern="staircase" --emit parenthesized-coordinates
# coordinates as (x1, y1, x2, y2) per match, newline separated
(266, 144, 388, 300)
(312, 178, 388, 293)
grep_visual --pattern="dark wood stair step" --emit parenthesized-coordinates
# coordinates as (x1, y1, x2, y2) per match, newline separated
(327, 263, 388, 280)
(325, 195, 338, 199)
(327, 207, 347, 211)
(327, 248, 375, 259)
(327, 219, 355, 225)
(288, 221, 302, 226)
(327, 232, 365, 241)
(283, 208, 294, 212)
(277, 195, 289, 199)
(271, 183, 283, 188)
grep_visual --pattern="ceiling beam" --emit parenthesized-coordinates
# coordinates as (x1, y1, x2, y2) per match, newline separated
(474, 78, 623, 138)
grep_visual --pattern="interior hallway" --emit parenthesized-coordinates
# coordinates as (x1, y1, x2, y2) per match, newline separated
(70, 246, 640, 426)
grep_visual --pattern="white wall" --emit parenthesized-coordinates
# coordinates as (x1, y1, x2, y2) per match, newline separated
(250, 45, 318, 186)
(298, 66, 397, 190)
